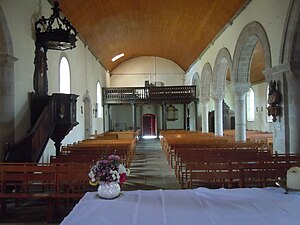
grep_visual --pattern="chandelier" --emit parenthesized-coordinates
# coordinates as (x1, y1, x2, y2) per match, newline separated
(35, 1, 77, 50)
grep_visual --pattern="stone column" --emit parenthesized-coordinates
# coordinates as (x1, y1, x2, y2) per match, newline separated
(264, 66, 286, 153)
(107, 105, 111, 131)
(232, 83, 250, 142)
(194, 100, 199, 131)
(189, 102, 195, 131)
(200, 97, 210, 133)
(214, 99, 223, 136)
(0, 54, 17, 161)
(131, 102, 137, 132)
(281, 62, 300, 153)
(212, 93, 225, 137)
(161, 103, 167, 131)
(102, 104, 106, 132)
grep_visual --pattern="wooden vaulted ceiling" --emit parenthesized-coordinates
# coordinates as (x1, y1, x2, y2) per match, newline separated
(55, 0, 265, 83)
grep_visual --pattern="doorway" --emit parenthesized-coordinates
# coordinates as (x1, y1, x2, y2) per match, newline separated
(142, 114, 157, 137)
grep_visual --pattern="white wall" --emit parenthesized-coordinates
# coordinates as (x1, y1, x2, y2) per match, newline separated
(1, 0, 43, 139)
(110, 56, 185, 87)
(1, 0, 108, 162)
(246, 82, 273, 132)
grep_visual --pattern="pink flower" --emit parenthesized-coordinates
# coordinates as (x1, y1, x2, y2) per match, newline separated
(89, 154, 128, 186)
(108, 155, 121, 161)
(119, 173, 127, 185)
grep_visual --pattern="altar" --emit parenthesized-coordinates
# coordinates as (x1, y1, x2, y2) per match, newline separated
(61, 187, 300, 225)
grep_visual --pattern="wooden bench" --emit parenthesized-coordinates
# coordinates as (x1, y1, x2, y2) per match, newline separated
(0, 162, 95, 223)
(185, 154, 300, 189)
(0, 163, 57, 220)
(60, 137, 136, 166)
(178, 150, 269, 188)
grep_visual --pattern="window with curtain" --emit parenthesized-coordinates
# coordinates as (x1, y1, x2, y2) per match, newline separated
(96, 81, 102, 118)
(246, 87, 255, 121)
(59, 56, 70, 94)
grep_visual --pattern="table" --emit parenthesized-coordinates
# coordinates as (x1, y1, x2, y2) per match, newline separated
(61, 187, 300, 225)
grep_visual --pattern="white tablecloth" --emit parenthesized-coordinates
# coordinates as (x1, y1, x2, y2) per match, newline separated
(61, 187, 300, 225)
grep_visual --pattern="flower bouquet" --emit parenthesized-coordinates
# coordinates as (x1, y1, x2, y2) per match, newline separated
(88, 155, 130, 187)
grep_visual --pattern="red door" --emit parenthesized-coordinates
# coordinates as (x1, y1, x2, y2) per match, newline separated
(142, 114, 157, 136)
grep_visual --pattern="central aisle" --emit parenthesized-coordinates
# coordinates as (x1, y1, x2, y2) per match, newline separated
(122, 138, 181, 191)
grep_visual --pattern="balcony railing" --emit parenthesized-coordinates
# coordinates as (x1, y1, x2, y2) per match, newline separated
(103, 85, 198, 104)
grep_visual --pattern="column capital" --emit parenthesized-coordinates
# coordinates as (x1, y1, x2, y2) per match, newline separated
(263, 62, 294, 82)
(0, 53, 18, 64)
(211, 91, 225, 102)
(231, 82, 250, 96)
(200, 96, 210, 104)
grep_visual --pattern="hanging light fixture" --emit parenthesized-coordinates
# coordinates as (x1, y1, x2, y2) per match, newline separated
(35, 1, 77, 50)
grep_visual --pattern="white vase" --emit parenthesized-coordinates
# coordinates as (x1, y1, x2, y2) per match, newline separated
(97, 181, 121, 199)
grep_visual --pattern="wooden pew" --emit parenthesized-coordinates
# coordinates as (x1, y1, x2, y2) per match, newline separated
(58, 137, 136, 167)
(178, 149, 270, 188)
(58, 147, 131, 166)
(0, 162, 95, 223)
(185, 154, 300, 189)
(47, 163, 94, 222)
(0, 163, 57, 218)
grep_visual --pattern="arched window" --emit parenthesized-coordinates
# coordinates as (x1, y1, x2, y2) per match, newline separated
(246, 88, 255, 121)
(96, 81, 102, 118)
(59, 56, 70, 94)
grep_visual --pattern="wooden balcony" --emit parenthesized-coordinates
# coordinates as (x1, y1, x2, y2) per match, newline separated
(103, 85, 198, 104)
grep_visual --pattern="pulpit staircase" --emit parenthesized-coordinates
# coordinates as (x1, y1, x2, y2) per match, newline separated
(5, 93, 78, 162)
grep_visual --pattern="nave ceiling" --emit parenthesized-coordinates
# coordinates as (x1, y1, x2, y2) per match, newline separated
(52, 0, 265, 84)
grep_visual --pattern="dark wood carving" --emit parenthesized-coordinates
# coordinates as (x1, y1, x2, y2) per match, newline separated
(103, 85, 198, 104)
(5, 93, 78, 162)
(51, 93, 79, 156)
(267, 80, 281, 122)
(33, 46, 48, 95)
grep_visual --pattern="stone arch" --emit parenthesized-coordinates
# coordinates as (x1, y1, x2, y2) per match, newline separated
(0, 7, 17, 161)
(191, 72, 200, 98)
(231, 21, 271, 142)
(200, 63, 213, 100)
(191, 72, 201, 131)
(212, 48, 233, 98)
(233, 21, 271, 84)
(198, 63, 212, 133)
(211, 48, 233, 137)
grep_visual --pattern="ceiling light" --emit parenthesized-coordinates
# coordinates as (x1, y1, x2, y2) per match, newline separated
(111, 53, 124, 62)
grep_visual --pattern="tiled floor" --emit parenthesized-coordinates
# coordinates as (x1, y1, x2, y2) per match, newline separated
(0, 138, 180, 224)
